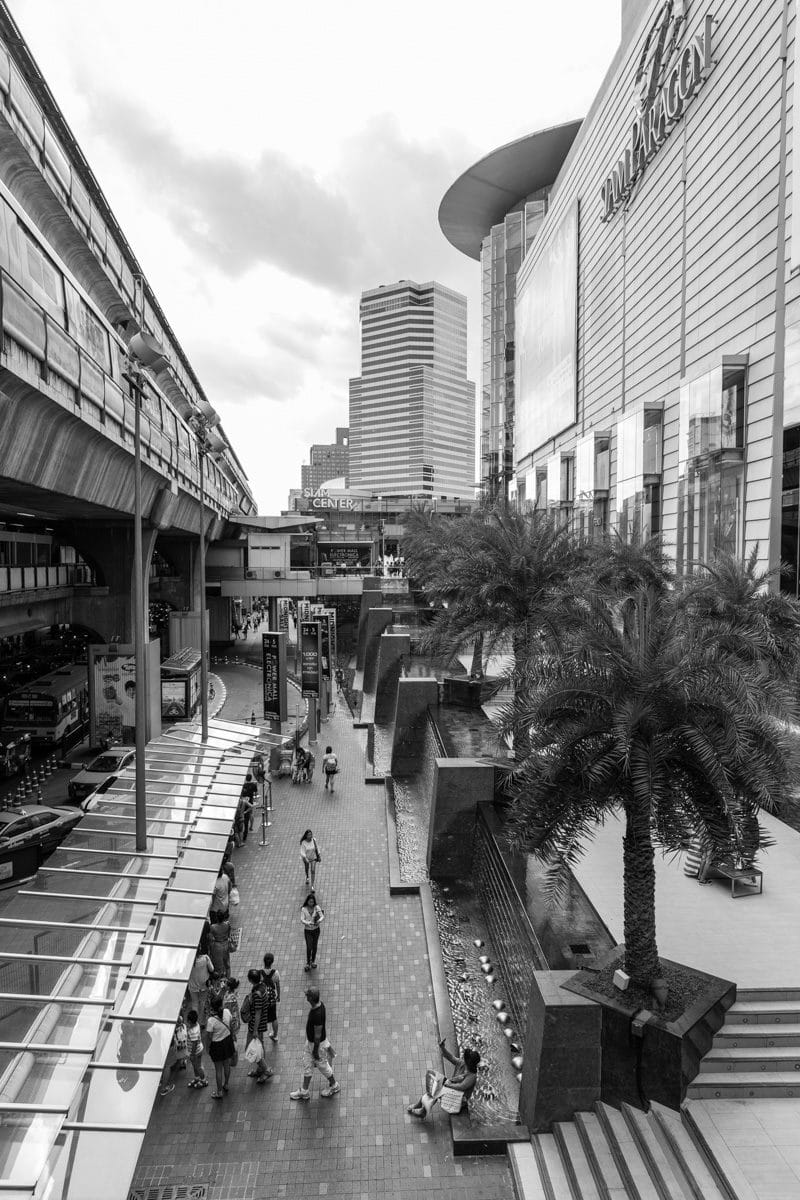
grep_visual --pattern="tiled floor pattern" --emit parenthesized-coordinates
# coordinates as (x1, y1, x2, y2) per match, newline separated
(131, 661, 512, 1200)
(688, 1098, 800, 1200)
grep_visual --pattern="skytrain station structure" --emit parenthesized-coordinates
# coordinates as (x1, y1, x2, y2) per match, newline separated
(441, 0, 800, 593)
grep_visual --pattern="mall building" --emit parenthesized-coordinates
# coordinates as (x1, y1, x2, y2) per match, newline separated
(441, 0, 800, 592)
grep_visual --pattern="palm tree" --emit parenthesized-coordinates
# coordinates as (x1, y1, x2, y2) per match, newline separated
(504, 548, 800, 993)
(403, 505, 585, 719)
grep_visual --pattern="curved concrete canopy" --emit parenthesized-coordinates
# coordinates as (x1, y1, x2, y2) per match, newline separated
(438, 120, 583, 261)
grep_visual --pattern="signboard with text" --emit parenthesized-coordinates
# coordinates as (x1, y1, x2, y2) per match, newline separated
(324, 607, 338, 668)
(277, 598, 290, 633)
(300, 620, 322, 699)
(262, 632, 288, 722)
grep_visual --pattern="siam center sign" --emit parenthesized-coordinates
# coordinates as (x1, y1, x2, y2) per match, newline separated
(601, 3, 714, 221)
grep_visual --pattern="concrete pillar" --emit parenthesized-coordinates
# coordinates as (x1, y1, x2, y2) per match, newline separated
(519, 972, 601, 1132)
(355, 589, 384, 671)
(268, 597, 279, 630)
(427, 759, 495, 879)
(374, 631, 411, 725)
(66, 522, 157, 643)
(390, 678, 439, 777)
(362, 608, 393, 697)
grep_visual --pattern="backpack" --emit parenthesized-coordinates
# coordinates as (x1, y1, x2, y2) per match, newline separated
(324, 753, 338, 774)
(262, 970, 278, 1007)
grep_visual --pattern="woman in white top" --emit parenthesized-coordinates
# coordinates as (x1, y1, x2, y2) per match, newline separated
(300, 829, 321, 888)
(300, 892, 325, 971)
(206, 995, 235, 1098)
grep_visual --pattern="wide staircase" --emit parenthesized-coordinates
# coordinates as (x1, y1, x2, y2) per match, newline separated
(510, 987, 800, 1199)
(686, 987, 800, 1099)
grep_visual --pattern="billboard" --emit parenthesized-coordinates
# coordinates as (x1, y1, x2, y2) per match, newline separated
(262, 632, 288, 722)
(89, 645, 137, 746)
(515, 200, 579, 466)
(300, 620, 321, 699)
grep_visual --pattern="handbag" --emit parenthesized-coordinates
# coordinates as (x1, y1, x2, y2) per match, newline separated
(245, 1037, 263, 1064)
(439, 1085, 464, 1114)
(313, 838, 321, 863)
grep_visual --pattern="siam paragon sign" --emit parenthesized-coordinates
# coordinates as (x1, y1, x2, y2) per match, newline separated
(601, 1, 714, 221)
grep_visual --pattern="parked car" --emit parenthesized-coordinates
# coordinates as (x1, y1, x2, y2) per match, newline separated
(0, 804, 83, 884)
(67, 747, 135, 803)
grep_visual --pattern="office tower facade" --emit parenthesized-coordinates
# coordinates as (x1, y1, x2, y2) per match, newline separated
(300, 427, 349, 492)
(348, 280, 475, 499)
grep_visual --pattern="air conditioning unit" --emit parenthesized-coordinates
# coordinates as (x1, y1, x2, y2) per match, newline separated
(246, 570, 257, 579)
(274, 569, 282, 578)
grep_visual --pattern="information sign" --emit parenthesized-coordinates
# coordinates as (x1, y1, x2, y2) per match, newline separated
(300, 621, 321, 699)
(262, 632, 288, 722)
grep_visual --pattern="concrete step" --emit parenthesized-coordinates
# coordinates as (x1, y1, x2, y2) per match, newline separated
(574, 1111, 628, 1198)
(532, 1132, 575, 1200)
(701, 1046, 800, 1073)
(620, 1103, 695, 1200)
(595, 1103, 660, 1200)
(681, 1102, 759, 1200)
(713, 1022, 800, 1048)
(553, 1121, 602, 1199)
(735, 987, 800, 1003)
(647, 1102, 728, 1200)
(726, 999, 800, 1024)
(509, 1142, 549, 1200)
(687, 1071, 800, 1099)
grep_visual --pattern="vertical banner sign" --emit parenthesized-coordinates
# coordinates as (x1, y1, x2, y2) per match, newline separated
(89, 644, 137, 746)
(262, 632, 288, 722)
(317, 613, 331, 680)
(300, 620, 321, 699)
(277, 598, 289, 633)
(298, 599, 311, 623)
(324, 608, 337, 668)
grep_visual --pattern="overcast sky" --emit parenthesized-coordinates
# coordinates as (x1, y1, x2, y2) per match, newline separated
(12, 0, 620, 512)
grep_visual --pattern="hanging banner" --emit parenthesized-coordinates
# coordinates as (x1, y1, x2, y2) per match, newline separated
(298, 599, 312, 623)
(316, 613, 331, 680)
(324, 607, 338, 668)
(300, 620, 322, 699)
(277, 598, 290, 633)
(262, 631, 288, 722)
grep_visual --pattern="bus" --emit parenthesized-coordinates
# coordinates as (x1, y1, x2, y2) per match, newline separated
(2, 664, 89, 747)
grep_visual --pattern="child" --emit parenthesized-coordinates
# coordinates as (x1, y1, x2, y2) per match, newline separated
(186, 1009, 209, 1089)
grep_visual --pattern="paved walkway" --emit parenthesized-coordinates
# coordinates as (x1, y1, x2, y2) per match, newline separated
(131, 650, 512, 1200)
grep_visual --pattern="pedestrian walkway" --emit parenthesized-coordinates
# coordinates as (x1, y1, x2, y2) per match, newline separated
(131, 683, 512, 1199)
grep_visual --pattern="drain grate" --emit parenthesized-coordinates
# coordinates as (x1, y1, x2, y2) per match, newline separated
(129, 1188, 208, 1200)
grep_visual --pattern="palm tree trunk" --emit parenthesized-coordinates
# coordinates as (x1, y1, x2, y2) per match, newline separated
(622, 798, 661, 988)
(469, 633, 484, 678)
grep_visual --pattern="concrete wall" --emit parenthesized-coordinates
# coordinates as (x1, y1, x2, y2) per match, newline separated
(427, 759, 495, 879)
(355, 590, 384, 671)
(374, 631, 411, 725)
(361, 609, 393, 698)
(390, 678, 439, 777)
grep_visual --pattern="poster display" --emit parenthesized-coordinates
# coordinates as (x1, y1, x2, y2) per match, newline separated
(262, 632, 288, 722)
(324, 607, 338, 668)
(300, 620, 321, 699)
(297, 599, 312, 623)
(277, 598, 290, 633)
(515, 200, 579, 465)
(89, 645, 137, 746)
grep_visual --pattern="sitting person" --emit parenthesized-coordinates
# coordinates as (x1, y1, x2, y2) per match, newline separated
(407, 1038, 479, 1119)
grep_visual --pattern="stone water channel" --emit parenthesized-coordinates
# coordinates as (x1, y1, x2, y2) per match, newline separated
(385, 695, 520, 1123)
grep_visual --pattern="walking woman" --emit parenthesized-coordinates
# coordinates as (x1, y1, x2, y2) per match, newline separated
(206, 995, 235, 1098)
(300, 830, 321, 888)
(241, 968, 273, 1083)
(301, 892, 325, 971)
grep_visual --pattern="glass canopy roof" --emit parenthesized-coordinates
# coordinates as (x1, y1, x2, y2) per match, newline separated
(0, 718, 257, 1199)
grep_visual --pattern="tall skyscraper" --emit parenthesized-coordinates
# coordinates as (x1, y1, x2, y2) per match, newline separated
(348, 280, 475, 498)
(300, 427, 349, 492)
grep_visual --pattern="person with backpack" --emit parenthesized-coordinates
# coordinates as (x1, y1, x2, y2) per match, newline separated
(300, 829, 321, 889)
(240, 968, 273, 1084)
(261, 952, 281, 1042)
(322, 745, 338, 792)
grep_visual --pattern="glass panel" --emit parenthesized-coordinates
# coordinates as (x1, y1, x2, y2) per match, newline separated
(26, 875, 163, 903)
(0, 1111, 63, 1189)
(114, 977, 186, 1021)
(616, 409, 643, 505)
(146, 915, 205, 945)
(44, 851, 172, 880)
(0, 1046, 90, 1106)
(0, 958, 127, 1001)
(93, 1017, 173, 1068)
(786, 324, 800, 427)
(68, 1063, 160, 1126)
(575, 433, 595, 500)
(193, 819, 233, 835)
(158, 892, 208, 917)
(76, 814, 192, 838)
(0, 997, 105, 1048)
(67, 832, 181, 857)
(39, 1127, 145, 1200)
(130, 945, 194, 979)
(169, 869, 214, 892)
(0, 927, 143, 963)
(185, 832, 230, 851)
(178, 849, 220, 871)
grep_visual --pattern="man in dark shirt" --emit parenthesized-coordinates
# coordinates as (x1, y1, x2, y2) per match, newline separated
(290, 987, 340, 1100)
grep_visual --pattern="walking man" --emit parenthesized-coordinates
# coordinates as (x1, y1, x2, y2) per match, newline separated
(290, 987, 340, 1101)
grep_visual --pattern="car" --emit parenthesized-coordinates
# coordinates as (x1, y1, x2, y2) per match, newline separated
(0, 804, 83, 884)
(67, 747, 135, 803)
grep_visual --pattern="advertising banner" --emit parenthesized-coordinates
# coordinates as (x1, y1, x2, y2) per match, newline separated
(324, 607, 338, 668)
(298, 600, 312, 623)
(300, 620, 321, 699)
(316, 613, 331, 680)
(89, 644, 136, 746)
(277, 598, 290, 633)
(262, 631, 288, 722)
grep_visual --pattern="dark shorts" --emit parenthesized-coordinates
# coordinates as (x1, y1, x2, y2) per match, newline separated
(209, 1036, 233, 1063)
(266, 1004, 277, 1023)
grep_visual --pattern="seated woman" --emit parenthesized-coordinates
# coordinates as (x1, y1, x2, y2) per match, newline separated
(407, 1038, 479, 1119)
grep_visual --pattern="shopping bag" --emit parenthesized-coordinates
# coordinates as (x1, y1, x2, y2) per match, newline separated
(244, 1038, 263, 1063)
